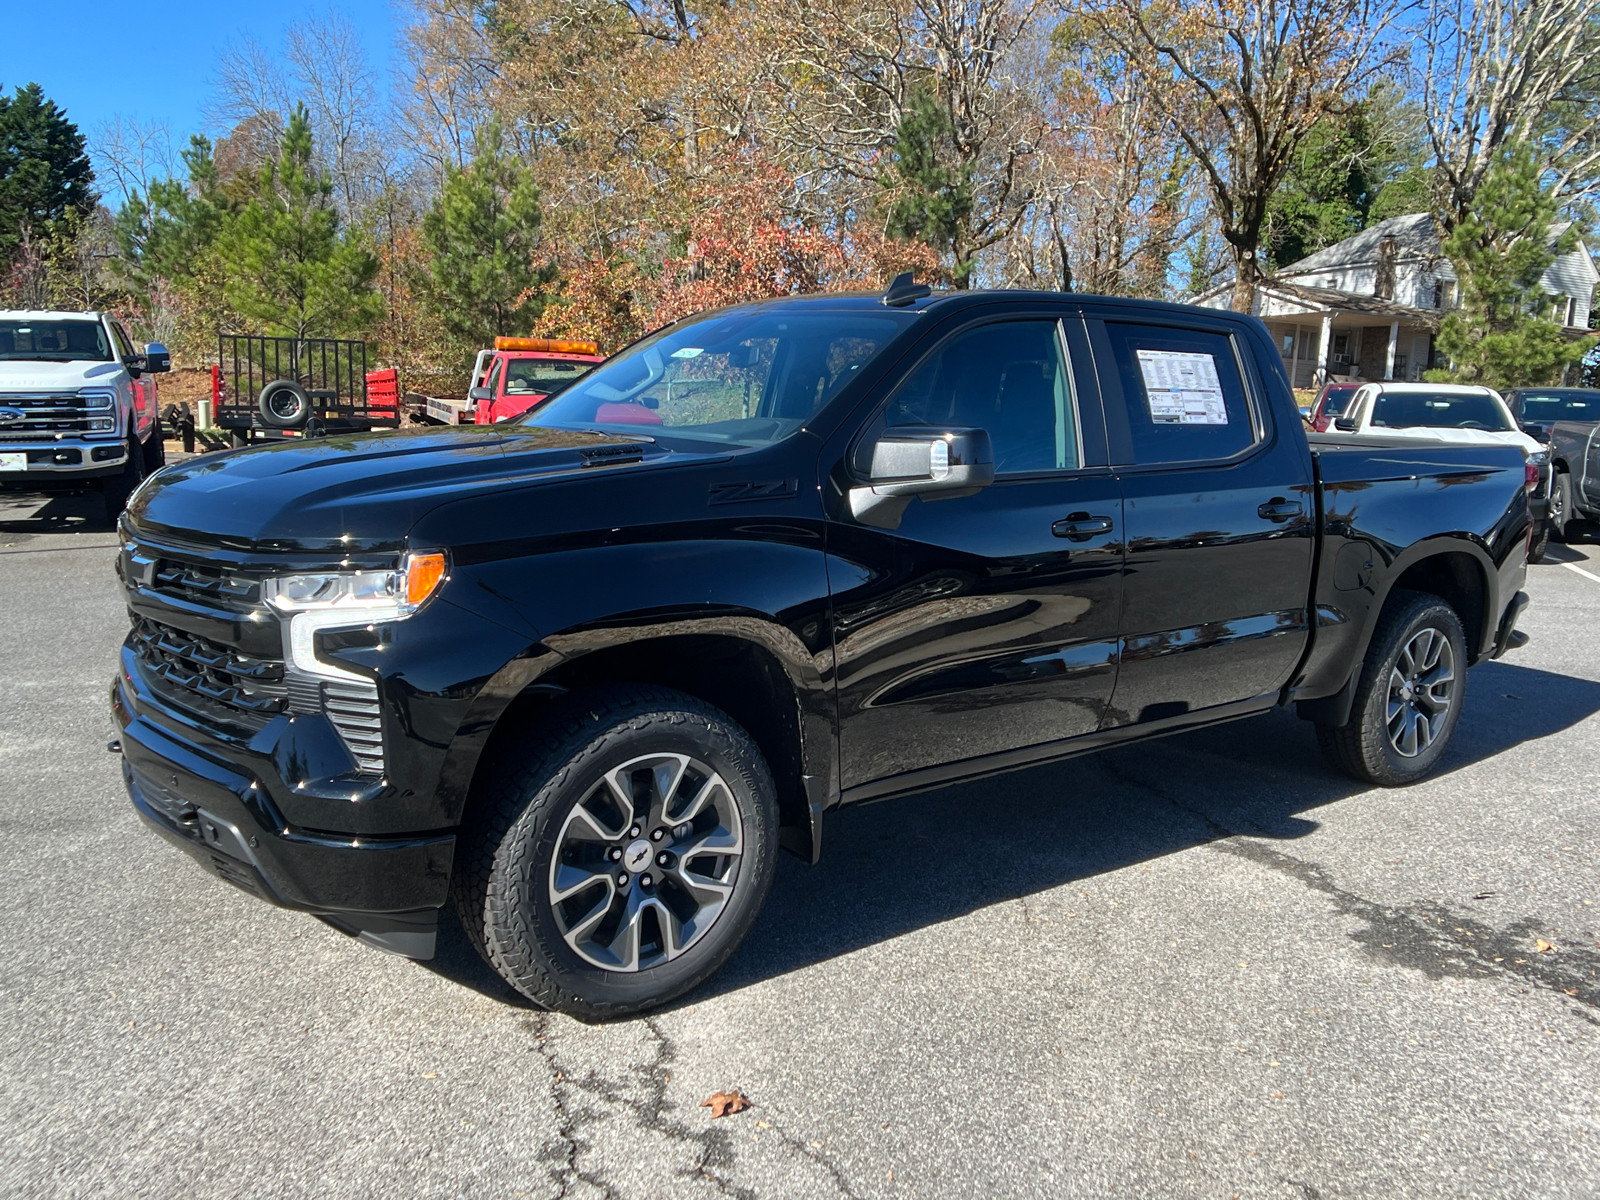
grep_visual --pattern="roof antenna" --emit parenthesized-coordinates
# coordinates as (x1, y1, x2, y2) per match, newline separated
(881, 271, 931, 307)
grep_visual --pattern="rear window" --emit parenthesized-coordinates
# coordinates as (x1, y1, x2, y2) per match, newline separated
(0, 319, 113, 362)
(1516, 391, 1600, 422)
(1371, 391, 1513, 432)
(1102, 322, 1258, 464)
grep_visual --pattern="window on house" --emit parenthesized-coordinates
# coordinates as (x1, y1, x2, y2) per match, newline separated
(1567, 297, 1578, 327)
(1433, 282, 1443, 309)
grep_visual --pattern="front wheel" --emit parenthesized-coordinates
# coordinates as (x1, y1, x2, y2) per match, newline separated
(100, 437, 146, 523)
(453, 685, 779, 1019)
(1529, 520, 1551, 564)
(1316, 589, 1467, 786)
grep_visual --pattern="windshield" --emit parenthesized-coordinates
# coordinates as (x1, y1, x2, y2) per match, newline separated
(505, 358, 595, 395)
(1370, 391, 1513, 432)
(523, 307, 917, 446)
(1516, 390, 1600, 423)
(0, 318, 113, 362)
(1318, 384, 1359, 416)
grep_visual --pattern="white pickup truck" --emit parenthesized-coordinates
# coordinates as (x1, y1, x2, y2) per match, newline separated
(0, 310, 171, 521)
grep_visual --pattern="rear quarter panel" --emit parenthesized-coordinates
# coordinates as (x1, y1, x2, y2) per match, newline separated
(1293, 436, 1530, 699)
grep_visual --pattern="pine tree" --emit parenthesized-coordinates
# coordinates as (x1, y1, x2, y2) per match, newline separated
(217, 105, 380, 341)
(883, 85, 975, 285)
(0, 82, 96, 261)
(422, 122, 554, 345)
(1426, 142, 1587, 389)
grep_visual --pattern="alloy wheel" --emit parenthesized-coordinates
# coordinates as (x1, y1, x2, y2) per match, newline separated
(1385, 628, 1456, 758)
(548, 753, 744, 971)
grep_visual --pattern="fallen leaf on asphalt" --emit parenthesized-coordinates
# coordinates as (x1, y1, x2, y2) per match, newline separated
(1271, 1092, 1286, 1099)
(1566, 989, 1579, 996)
(1536, 939, 1556, 953)
(421, 1072, 438, 1079)
(702, 1091, 752, 1118)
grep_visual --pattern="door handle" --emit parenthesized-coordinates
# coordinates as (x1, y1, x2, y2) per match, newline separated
(1257, 498, 1304, 522)
(1052, 513, 1115, 541)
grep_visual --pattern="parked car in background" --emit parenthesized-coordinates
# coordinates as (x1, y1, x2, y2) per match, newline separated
(409, 337, 605, 426)
(112, 284, 1532, 1018)
(0, 310, 169, 521)
(1332, 381, 1553, 560)
(1506, 387, 1600, 545)
(1307, 380, 1362, 431)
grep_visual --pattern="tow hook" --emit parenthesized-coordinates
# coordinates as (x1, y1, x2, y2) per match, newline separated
(106, 740, 122, 754)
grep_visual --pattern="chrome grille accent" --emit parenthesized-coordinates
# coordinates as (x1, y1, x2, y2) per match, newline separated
(0, 390, 118, 440)
(321, 679, 385, 775)
(151, 560, 261, 609)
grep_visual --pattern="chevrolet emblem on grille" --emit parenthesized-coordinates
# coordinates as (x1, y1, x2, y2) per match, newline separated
(0, 408, 24, 424)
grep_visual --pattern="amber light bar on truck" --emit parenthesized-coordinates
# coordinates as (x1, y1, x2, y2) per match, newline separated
(494, 336, 600, 355)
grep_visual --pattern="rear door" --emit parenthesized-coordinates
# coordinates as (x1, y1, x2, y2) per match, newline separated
(824, 304, 1126, 793)
(1085, 308, 1317, 725)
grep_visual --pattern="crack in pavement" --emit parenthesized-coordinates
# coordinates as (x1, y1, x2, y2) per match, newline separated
(524, 1014, 864, 1200)
(1108, 760, 1600, 1018)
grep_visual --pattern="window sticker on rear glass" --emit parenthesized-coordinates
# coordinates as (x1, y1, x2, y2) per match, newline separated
(1135, 349, 1229, 425)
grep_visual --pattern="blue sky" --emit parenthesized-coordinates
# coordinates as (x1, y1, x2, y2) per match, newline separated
(0, 0, 397, 192)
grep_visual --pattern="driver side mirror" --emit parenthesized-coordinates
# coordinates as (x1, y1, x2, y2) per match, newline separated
(849, 426, 995, 530)
(1334, 415, 1358, 432)
(468, 386, 491, 402)
(143, 343, 171, 374)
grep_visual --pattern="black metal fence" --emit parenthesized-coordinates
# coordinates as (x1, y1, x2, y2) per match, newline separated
(216, 334, 374, 423)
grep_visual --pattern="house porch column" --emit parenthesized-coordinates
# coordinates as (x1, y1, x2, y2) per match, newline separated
(1384, 319, 1400, 380)
(1315, 313, 1334, 386)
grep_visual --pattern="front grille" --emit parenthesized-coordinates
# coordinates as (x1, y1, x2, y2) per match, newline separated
(0, 390, 118, 439)
(131, 617, 287, 726)
(150, 560, 261, 609)
(321, 679, 385, 774)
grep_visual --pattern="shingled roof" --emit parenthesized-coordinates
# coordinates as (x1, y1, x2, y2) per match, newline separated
(1279, 213, 1441, 275)
(1258, 281, 1442, 328)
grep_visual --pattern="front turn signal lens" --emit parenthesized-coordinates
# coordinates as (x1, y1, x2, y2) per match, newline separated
(405, 552, 447, 608)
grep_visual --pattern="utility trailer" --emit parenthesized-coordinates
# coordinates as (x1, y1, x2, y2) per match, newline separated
(213, 334, 395, 443)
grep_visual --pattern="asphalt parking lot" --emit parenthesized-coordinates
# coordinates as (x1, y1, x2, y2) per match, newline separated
(2, 485, 1597, 1200)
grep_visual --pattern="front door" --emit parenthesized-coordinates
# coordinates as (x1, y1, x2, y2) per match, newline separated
(1085, 310, 1316, 726)
(825, 310, 1125, 794)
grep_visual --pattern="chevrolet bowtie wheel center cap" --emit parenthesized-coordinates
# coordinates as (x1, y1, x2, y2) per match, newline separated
(623, 839, 652, 872)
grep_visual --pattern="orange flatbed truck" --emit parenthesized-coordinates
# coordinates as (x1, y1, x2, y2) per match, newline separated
(405, 337, 605, 426)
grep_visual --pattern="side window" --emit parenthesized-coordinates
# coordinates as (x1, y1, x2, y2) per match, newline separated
(880, 320, 1080, 475)
(109, 322, 134, 360)
(485, 358, 505, 397)
(1100, 322, 1258, 465)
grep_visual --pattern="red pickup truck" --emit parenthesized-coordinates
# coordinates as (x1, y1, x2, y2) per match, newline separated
(411, 337, 605, 426)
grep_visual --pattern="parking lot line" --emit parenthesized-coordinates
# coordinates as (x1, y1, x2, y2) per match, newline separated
(1562, 561, 1600, 584)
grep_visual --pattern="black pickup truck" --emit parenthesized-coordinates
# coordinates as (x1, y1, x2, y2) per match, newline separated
(112, 283, 1532, 1017)
(1506, 386, 1600, 541)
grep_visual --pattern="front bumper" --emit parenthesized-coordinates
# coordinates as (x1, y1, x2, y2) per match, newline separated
(0, 438, 128, 483)
(112, 671, 454, 957)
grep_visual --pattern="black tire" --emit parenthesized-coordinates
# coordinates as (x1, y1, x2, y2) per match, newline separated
(258, 379, 311, 428)
(100, 437, 146, 523)
(140, 419, 166, 475)
(452, 684, 779, 1019)
(1549, 470, 1572, 543)
(1316, 589, 1468, 786)
(1529, 520, 1551, 564)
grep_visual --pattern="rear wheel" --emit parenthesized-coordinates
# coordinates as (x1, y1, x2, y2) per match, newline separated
(1316, 589, 1467, 786)
(452, 685, 779, 1019)
(1529, 520, 1551, 563)
(140, 420, 166, 475)
(1549, 470, 1572, 543)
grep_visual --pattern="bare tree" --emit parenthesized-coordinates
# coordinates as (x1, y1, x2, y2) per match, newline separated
(1422, 0, 1600, 231)
(287, 13, 382, 218)
(91, 117, 177, 204)
(1087, 0, 1400, 310)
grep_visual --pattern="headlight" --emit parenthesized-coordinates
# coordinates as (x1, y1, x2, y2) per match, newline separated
(264, 552, 447, 683)
(1527, 448, 1550, 466)
(263, 552, 447, 618)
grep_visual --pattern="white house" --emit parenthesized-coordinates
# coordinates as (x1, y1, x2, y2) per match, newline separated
(1194, 212, 1600, 388)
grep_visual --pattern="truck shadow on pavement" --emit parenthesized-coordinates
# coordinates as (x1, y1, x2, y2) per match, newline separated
(0, 490, 115, 536)
(421, 659, 1600, 1012)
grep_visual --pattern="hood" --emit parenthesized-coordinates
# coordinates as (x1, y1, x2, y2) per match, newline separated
(128, 423, 702, 552)
(0, 359, 123, 391)
(1371, 426, 1542, 457)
